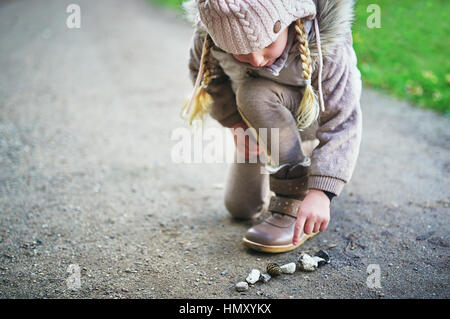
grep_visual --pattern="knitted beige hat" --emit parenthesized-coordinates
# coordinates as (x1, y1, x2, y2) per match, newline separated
(196, 0, 317, 55)
(182, 0, 326, 131)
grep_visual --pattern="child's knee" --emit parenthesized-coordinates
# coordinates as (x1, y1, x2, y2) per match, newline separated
(236, 79, 279, 115)
(224, 195, 266, 220)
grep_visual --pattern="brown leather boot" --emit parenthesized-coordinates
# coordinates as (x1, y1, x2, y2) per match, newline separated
(242, 162, 318, 253)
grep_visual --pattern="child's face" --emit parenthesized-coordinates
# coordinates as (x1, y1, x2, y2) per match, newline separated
(231, 27, 289, 68)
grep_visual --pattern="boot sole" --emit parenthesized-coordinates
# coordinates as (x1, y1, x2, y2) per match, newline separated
(242, 232, 318, 253)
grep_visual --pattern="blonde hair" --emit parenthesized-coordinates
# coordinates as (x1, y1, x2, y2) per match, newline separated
(182, 19, 320, 130)
(181, 34, 214, 126)
(294, 18, 320, 130)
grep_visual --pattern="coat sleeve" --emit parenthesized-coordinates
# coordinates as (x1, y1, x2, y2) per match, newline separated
(188, 30, 243, 128)
(307, 32, 363, 196)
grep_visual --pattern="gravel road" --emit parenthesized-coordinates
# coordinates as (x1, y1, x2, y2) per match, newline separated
(0, 0, 449, 299)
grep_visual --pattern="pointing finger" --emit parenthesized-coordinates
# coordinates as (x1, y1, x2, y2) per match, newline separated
(293, 215, 306, 245)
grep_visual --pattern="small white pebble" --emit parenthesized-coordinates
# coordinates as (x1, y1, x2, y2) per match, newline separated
(281, 262, 296, 274)
(246, 269, 261, 284)
(298, 253, 318, 272)
(235, 281, 249, 292)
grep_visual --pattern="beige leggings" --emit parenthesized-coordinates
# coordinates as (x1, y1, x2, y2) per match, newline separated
(224, 77, 319, 219)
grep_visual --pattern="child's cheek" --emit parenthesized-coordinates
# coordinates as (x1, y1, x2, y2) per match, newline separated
(265, 41, 286, 60)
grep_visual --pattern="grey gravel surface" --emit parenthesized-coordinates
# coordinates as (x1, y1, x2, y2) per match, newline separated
(0, 0, 449, 299)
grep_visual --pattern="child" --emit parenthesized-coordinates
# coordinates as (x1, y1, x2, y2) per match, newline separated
(182, 0, 362, 253)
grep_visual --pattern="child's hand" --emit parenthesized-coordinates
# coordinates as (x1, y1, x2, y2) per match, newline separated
(292, 189, 330, 245)
(230, 121, 261, 160)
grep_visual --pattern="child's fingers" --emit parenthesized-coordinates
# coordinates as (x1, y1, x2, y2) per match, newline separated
(304, 219, 315, 235)
(319, 220, 329, 232)
(313, 222, 320, 233)
(292, 215, 306, 245)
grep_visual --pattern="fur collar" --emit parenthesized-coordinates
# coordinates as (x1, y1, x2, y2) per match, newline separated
(309, 0, 355, 61)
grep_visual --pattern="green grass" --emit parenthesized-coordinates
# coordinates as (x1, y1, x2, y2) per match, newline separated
(150, 0, 450, 115)
(353, 0, 450, 115)
(151, 0, 184, 10)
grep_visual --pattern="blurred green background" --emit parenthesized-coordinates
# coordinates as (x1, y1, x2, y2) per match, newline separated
(151, 0, 450, 115)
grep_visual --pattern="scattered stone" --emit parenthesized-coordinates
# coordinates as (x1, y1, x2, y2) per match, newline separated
(280, 262, 296, 274)
(427, 236, 450, 247)
(259, 273, 271, 283)
(266, 263, 282, 276)
(312, 256, 327, 267)
(246, 269, 261, 284)
(235, 281, 249, 292)
(416, 231, 435, 241)
(220, 269, 228, 276)
(124, 269, 137, 273)
(314, 250, 331, 264)
(345, 233, 366, 251)
(298, 253, 318, 272)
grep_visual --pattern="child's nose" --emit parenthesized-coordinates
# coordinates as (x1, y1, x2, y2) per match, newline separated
(248, 53, 265, 67)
